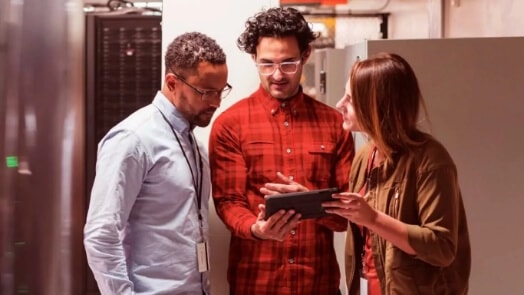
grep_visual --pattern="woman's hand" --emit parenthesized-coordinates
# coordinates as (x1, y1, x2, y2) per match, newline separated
(322, 192, 378, 227)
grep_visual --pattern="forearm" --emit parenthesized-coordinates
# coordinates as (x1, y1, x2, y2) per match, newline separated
(366, 211, 416, 255)
(84, 222, 133, 294)
(215, 200, 258, 239)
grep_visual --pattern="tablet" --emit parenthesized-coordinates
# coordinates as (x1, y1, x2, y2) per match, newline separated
(264, 187, 339, 220)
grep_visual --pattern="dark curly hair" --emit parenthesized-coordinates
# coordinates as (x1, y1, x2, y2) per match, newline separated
(164, 32, 226, 76)
(237, 7, 319, 56)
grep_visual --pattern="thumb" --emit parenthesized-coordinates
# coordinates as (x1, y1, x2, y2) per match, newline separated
(258, 203, 267, 220)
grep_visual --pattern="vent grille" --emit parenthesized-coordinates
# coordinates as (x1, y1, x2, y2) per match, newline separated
(93, 15, 161, 141)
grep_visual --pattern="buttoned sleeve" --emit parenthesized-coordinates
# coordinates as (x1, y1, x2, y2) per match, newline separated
(84, 130, 149, 295)
(209, 112, 258, 239)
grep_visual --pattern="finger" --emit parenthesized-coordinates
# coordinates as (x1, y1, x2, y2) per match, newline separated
(322, 200, 346, 209)
(265, 183, 300, 193)
(264, 209, 285, 227)
(332, 192, 361, 200)
(324, 208, 351, 219)
(260, 187, 280, 196)
(276, 172, 292, 184)
(278, 213, 301, 236)
(258, 204, 267, 220)
(272, 210, 296, 231)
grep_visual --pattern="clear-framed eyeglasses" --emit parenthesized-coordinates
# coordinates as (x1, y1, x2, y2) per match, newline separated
(174, 73, 232, 100)
(255, 60, 302, 76)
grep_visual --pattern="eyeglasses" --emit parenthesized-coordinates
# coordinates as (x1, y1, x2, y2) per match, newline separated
(255, 60, 302, 76)
(174, 73, 232, 100)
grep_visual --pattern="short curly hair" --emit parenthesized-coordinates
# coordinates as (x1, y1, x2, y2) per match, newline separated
(237, 7, 318, 56)
(165, 32, 226, 76)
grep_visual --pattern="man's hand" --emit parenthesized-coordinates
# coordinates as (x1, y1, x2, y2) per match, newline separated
(250, 204, 301, 241)
(260, 172, 309, 195)
(251, 172, 308, 241)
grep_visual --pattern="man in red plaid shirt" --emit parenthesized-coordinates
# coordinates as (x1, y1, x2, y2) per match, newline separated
(209, 7, 355, 295)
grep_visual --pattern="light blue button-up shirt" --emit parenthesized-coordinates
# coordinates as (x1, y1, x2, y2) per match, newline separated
(84, 91, 210, 295)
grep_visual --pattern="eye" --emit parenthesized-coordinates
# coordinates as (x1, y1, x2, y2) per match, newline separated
(259, 63, 274, 69)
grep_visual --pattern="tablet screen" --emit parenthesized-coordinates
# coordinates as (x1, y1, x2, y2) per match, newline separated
(264, 187, 339, 220)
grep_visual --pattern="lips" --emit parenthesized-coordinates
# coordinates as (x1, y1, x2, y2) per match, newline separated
(204, 109, 216, 116)
(271, 82, 287, 91)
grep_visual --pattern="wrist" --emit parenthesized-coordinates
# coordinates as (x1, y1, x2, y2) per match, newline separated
(365, 210, 381, 229)
(250, 223, 263, 240)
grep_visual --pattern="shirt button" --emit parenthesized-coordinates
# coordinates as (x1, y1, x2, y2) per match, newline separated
(289, 175, 294, 181)
(320, 145, 325, 150)
(290, 229, 296, 235)
(281, 102, 286, 107)
(284, 121, 289, 127)
(286, 148, 291, 154)
(288, 258, 294, 264)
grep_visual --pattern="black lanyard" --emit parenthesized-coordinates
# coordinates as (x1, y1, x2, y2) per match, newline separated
(157, 108, 204, 221)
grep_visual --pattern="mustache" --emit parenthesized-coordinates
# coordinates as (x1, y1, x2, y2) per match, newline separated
(199, 107, 218, 115)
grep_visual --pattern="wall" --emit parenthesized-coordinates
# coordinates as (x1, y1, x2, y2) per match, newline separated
(161, 2, 276, 294)
(445, 0, 524, 37)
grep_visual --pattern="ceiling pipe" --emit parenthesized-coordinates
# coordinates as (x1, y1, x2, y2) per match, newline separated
(335, 0, 391, 13)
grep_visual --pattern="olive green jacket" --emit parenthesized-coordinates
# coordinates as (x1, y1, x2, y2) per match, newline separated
(345, 136, 471, 295)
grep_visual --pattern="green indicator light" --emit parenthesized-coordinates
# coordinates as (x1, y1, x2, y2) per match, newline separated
(6, 156, 19, 168)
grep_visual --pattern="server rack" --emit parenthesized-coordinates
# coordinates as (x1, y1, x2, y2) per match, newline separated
(84, 12, 162, 294)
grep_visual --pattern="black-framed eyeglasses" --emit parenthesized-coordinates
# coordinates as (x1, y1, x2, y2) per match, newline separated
(174, 73, 232, 100)
(255, 60, 302, 76)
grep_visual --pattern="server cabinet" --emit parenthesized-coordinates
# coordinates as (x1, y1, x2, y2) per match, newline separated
(84, 13, 162, 294)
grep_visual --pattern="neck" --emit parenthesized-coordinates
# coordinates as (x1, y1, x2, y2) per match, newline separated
(373, 147, 385, 168)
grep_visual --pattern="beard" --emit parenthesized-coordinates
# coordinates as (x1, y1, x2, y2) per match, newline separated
(190, 108, 217, 127)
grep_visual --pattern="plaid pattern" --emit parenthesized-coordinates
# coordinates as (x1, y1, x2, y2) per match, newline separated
(209, 86, 355, 295)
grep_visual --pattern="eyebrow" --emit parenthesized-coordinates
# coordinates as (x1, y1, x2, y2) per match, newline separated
(258, 58, 298, 63)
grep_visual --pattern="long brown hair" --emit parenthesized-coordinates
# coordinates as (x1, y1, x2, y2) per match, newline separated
(350, 52, 430, 161)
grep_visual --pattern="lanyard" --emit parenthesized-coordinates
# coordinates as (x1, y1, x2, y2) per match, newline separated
(156, 108, 204, 224)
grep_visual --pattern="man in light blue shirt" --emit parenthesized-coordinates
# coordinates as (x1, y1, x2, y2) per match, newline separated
(84, 32, 232, 295)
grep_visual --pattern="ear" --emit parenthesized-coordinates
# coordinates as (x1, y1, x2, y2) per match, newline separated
(251, 54, 257, 63)
(165, 73, 176, 91)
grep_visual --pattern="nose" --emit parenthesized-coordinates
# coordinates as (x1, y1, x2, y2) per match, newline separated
(206, 96, 221, 108)
(271, 67, 285, 79)
(335, 96, 344, 109)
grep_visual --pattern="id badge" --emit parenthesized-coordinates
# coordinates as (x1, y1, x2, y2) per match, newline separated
(196, 242, 209, 272)
(360, 277, 368, 295)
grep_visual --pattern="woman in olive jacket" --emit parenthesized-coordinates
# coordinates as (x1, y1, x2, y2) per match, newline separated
(323, 53, 471, 295)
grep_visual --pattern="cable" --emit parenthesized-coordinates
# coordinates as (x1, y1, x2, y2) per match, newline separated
(107, 0, 134, 11)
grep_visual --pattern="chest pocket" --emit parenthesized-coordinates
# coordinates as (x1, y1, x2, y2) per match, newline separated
(306, 142, 335, 185)
(243, 140, 276, 185)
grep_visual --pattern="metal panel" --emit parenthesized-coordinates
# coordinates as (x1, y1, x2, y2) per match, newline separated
(0, 0, 85, 294)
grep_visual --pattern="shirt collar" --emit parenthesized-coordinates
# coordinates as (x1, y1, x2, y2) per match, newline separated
(152, 91, 193, 134)
(255, 84, 304, 117)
